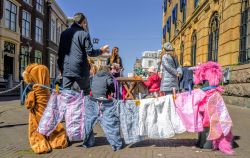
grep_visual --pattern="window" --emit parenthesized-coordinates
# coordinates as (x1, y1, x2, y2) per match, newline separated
(239, 1, 250, 63)
(167, 16, 171, 41)
(50, 19, 56, 42)
(163, 25, 166, 42)
(50, 54, 56, 78)
(34, 51, 42, 63)
(35, 18, 43, 43)
(163, 0, 167, 13)
(172, 4, 178, 33)
(5, 0, 17, 31)
(180, 42, 184, 66)
(57, 24, 62, 44)
(208, 12, 219, 62)
(4, 41, 15, 54)
(180, 0, 186, 23)
(191, 31, 197, 66)
(20, 46, 30, 76)
(36, 0, 44, 13)
(22, 11, 31, 38)
(194, 0, 199, 8)
(23, 0, 31, 5)
(148, 60, 153, 67)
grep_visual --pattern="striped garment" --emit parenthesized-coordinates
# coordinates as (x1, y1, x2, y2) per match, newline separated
(37, 90, 85, 142)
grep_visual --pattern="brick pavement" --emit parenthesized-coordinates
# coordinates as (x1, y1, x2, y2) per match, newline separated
(0, 100, 249, 158)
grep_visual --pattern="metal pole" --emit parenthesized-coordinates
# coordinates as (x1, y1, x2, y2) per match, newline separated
(20, 80, 23, 105)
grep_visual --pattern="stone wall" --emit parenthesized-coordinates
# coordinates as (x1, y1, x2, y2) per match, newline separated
(223, 63, 250, 108)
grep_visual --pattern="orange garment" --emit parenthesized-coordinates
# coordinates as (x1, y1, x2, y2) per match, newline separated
(23, 64, 68, 154)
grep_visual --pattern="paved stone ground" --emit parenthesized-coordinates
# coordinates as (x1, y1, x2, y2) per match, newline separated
(0, 100, 250, 158)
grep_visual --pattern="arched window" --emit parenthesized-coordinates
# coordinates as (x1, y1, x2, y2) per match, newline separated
(239, 0, 250, 63)
(194, 0, 199, 8)
(208, 13, 219, 62)
(191, 31, 197, 66)
(180, 41, 184, 66)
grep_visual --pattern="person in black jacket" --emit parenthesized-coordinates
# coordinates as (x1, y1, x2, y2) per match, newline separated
(57, 12, 109, 95)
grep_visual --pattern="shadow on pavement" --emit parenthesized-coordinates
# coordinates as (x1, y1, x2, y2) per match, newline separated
(0, 96, 20, 102)
(0, 123, 28, 128)
(130, 139, 197, 148)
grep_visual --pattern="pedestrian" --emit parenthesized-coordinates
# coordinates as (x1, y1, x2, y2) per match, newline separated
(143, 66, 161, 97)
(179, 61, 194, 92)
(107, 47, 123, 77)
(57, 12, 109, 95)
(91, 65, 115, 99)
(160, 42, 182, 95)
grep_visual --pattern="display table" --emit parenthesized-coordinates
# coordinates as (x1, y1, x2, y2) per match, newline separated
(116, 77, 143, 100)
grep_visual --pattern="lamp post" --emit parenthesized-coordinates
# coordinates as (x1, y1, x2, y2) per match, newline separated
(93, 38, 100, 44)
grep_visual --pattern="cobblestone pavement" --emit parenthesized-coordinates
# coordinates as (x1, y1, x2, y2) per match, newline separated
(0, 100, 249, 158)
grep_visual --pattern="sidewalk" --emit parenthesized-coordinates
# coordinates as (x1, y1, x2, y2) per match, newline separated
(0, 100, 249, 158)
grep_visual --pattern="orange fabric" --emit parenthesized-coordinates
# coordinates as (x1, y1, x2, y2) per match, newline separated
(23, 64, 68, 154)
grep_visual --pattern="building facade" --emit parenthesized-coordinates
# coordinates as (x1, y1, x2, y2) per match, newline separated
(46, 0, 67, 82)
(162, 0, 250, 66)
(19, 0, 48, 83)
(0, 0, 67, 89)
(141, 50, 161, 70)
(90, 54, 111, 67)
(0, 0, 21, 83)
(162, 0, 250, 106)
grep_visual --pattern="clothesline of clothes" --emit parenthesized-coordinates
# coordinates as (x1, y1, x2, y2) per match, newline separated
(37, 87, 234, 154)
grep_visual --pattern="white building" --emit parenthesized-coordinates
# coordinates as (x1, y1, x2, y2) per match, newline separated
(141, 50, 161, 70)
(90, 53, 111, 67)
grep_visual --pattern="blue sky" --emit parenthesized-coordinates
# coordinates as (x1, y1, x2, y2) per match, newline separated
(56, 0, 163, 75)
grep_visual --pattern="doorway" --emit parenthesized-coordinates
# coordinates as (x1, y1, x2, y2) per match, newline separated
(4, 55, 14, 80)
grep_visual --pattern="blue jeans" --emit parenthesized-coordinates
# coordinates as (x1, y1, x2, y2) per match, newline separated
(117, 100, 144, 144)
(83, 97, 123, 151)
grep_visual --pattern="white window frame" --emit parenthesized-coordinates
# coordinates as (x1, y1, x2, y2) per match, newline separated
(35, 18, 43, 43)
(5, 0, 17, 31)
(36, 0, 44, 13)
(50, 18, 56, 43)
(34, 50, 42, 64)
(23, 0, 31, 5)
(22, 11, 31, 38)
(57, 23, 62, 44)
(50, 54, 56, 78)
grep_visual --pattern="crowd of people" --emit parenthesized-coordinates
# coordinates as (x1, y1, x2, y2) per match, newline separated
(21, 12, 234, 155)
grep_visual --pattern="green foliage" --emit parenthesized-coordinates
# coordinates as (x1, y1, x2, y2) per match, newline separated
(134, 67, 148, 77)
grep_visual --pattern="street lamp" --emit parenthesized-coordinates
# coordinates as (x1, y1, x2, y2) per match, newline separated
(93, 38, 100, 44)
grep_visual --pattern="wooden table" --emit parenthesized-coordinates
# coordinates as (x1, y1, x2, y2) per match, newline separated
(116, 77, 143, 100)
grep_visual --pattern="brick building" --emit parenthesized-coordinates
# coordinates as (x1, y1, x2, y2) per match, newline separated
(46, 0, 67, 82)
(19, 0, 48, 81)
(0, 0, 67, 89)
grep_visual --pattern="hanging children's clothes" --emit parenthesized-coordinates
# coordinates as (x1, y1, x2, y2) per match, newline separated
(117, 100, 144, 144)
(38, 90, 85, 142)
(198, 86, 234, 154)
(23, 64, 68, 154)
(83, 96, 123, 151)
(206, 91, 234, 155)
(139, 96, 186, 138)
(174, 89, 206, 132)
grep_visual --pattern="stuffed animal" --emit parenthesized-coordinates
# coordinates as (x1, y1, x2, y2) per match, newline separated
(23, 64, 68, 154)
